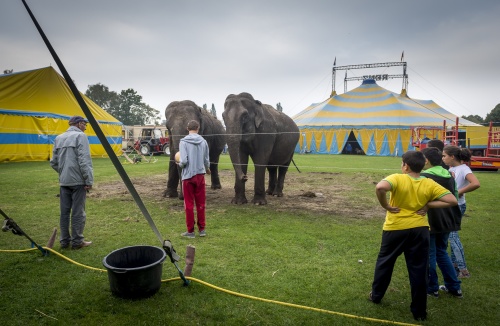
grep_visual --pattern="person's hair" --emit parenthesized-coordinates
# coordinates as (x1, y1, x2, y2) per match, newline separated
(187, 120, 200, 131)
(443, 145, 472, 163)
(402, 150, 425, 173)
(427, 139, 444, 151)
(421, 147, 442, 166)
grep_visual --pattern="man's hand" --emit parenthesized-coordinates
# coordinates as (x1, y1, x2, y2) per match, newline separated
(206, 168, 211, 175)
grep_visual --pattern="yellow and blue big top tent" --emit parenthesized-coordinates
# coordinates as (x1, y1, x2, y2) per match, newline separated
(0, 67, 123, 162)
(293, 79, 478, 156)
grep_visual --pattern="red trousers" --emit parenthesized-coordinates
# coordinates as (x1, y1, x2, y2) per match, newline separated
(182, 174, 206, 233)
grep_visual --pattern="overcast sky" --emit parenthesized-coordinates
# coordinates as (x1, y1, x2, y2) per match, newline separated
(2, 0, 499, 122)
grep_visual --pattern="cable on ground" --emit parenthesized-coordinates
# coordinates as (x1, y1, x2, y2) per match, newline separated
(1, 246, 420, 326)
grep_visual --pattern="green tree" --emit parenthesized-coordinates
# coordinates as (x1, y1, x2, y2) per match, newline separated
(210, 103, 217, 117)
(461, 114, 484, 124)
(85, 83, 119, 111)
(485, 104, 500, 123)
(85, 83, 160, 125)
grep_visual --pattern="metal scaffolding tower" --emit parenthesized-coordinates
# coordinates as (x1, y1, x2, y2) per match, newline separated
(332, 61, 408, 94)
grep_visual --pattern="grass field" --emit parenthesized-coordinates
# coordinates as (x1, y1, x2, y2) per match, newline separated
(0, 154, 498, 325)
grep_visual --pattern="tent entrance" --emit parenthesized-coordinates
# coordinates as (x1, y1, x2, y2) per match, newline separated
(342, 131, 365, 155)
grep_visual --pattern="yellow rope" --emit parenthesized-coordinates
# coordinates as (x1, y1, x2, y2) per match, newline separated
(1, 247, 420, 326)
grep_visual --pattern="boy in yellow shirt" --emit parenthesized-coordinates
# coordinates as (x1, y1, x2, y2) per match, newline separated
(369, 151, 458, 321)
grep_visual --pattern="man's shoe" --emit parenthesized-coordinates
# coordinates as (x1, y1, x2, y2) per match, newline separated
(427, 291, 439, 298)
(439, 285, 463, 298)
(199, 230, 206, 237)
(181, 231, 195, 239)
(368, 292, 381, 304)
(72, 240, 92, 250)
(413, 314, 427, 321)
(60, 244, 69, 249)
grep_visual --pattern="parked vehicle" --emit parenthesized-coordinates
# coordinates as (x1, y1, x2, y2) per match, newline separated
(133, 128, 170, 155)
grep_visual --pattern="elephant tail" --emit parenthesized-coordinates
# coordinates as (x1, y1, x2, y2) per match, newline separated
(291, 158, 301, 173)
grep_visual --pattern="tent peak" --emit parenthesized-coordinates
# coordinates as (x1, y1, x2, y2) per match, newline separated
(362, 79, 376, 85)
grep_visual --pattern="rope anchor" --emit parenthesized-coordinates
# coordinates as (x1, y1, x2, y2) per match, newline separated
(1, 208, 48, 256)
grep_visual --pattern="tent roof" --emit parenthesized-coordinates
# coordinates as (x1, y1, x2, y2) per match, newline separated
(0, 66, 121, 125)
(293, 79, 477, 128)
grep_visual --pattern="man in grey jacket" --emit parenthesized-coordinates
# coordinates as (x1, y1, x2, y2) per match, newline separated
(50, 116, 93, 249)
(178, 120, 210, 238)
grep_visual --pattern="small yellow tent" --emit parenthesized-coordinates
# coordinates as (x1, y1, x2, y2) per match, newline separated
(0, 67, 122, 162)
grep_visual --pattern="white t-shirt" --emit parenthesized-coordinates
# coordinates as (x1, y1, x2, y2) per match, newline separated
(449, 164, 472, 205)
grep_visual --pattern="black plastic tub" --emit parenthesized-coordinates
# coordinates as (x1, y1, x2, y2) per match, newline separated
(103, 245, 166, 299)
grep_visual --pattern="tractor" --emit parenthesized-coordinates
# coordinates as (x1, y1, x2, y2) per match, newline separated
(133, 128, 170, 156)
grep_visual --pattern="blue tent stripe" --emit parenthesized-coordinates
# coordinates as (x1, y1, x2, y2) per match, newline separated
(394, 132, 404, 157)
(329, 133, 338, 154)
(0, 133, 120, 146)
(318, 133, 327, 153)
(380, 134, 390, 156)
(310, 133, 317, 153)
(367, 134, 377, 155)
(0, 109, 123, 126)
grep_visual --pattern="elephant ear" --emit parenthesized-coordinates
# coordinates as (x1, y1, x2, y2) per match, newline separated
(196, 106, 204, 134)
(254, 100, 265, 129)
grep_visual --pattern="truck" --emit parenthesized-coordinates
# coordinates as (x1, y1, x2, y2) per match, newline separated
(133, 127, 170, 156)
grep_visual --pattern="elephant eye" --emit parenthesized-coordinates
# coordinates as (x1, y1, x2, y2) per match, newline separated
(241, 113, 250, 124)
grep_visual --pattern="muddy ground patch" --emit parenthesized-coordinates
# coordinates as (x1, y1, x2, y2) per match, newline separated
(90, 169, 385, 219)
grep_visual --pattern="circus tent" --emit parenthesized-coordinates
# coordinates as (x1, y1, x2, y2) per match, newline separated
(292, 79, 478, 156)
(0, 67, 123, 162)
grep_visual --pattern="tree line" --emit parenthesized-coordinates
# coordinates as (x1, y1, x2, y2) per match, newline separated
(85, 83, 287, 125)
(84, 82, 499, 126)
(85, 83, 160, 126)
(462, 104, 500, 124)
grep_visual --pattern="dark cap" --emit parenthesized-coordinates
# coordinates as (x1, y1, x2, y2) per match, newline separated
(68, 116, 88, 125)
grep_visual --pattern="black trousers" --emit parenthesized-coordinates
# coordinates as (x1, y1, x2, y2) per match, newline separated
(371, 226, 430, 317)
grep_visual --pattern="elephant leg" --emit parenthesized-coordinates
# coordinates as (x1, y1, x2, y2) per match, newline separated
(266, 166, 277, 195)
(232, 155, 248, 204)
(252, 165, 267, 205)
(164, 159, 180, 198)
(178, 166, 184, 200)
(210, 160, 222, 190)
(275, 165, 290, 197)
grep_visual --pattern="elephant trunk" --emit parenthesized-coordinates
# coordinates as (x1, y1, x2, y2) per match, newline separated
(226, 135, 248, 183)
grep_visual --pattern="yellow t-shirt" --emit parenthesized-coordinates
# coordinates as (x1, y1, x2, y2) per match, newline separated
(382, 174, 450, 231)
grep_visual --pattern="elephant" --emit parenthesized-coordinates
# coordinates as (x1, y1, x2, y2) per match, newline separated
(163, 100, 226, 199)
(222, 92, 299, 205)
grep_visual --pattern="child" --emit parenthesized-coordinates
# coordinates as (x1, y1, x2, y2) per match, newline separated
(178, 120, 211, 238)
(421, 147, 463, 298)
(369, 151, 458, 321)
(442, 145, 480, 278)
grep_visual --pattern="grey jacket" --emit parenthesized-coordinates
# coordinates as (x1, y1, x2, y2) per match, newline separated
(179, 133, 210, 181)
(50, 126, 94, 186)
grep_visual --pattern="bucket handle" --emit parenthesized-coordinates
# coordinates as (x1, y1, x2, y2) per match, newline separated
(109, 269, 128, 274)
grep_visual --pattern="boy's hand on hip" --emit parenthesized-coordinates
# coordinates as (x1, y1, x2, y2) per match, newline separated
(385, 206, 400, 214)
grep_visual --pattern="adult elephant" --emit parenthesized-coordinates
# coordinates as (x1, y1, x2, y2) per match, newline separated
(163, 100, 226, 199)
(223, 92, 299, 205)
